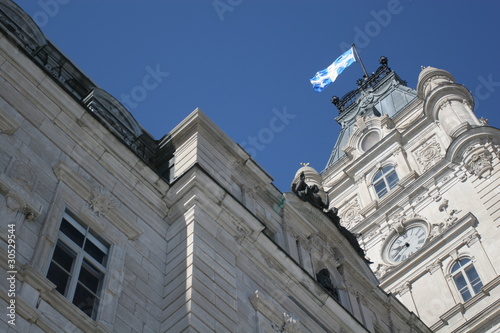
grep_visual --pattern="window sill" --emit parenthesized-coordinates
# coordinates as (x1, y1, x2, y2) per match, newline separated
(18, 264, 112, 332)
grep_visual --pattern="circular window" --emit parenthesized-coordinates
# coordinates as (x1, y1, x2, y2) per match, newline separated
(359, 131, 380, 152)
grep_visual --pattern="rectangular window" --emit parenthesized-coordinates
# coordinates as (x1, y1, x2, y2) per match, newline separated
(47, 213, 109, 319)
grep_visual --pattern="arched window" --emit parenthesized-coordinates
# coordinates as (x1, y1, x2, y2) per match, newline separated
(451, 258, 483, 302)
(373, 165, 399, 198)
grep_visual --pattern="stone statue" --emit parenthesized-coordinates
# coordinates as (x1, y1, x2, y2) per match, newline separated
(291, 172, 370, 263)
(291, 172, 329, 210)
(316, 269, 339, 301)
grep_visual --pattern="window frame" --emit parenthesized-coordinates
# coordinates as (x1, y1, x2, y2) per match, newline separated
(372, 165, 399, 199)
(46, 212, 110, 319)
(450, 257, 483, 302)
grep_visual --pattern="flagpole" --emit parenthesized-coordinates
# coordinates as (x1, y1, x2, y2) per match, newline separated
(352, 44, 369, 79)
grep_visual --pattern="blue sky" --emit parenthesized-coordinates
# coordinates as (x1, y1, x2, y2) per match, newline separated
(13, 0, 500, 192)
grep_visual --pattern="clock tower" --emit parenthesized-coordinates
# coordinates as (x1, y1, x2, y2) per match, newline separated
(320, 58, 500, 332)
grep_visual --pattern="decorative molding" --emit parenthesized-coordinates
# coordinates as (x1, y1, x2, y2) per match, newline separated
(0, 107, 20, 134)
(272, 312, 304, 333)
(426, 259, 442, 275)
(393, 281, 411, 296)
(374, 263, 392, 279)
(339, 197, 362, 229)
(463, 147, 493, 179)
(0, 172, 42, 221)
(414, 136, 443, 172)
(89, 186, 115, 217)
(53, 161, 143, 240)
(437, 98, 452, 111)
(462, 232, 480, 247)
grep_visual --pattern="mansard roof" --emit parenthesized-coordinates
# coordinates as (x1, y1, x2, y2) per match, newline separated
(324, 60, 418, 171)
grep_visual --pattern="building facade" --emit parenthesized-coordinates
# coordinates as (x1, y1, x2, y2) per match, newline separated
(0, 1, 431, 332)
(321, 57, 500, 332)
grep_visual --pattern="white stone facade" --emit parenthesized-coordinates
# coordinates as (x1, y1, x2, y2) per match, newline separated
(322, 63, 500, 332)
(0, 1, 431, 332)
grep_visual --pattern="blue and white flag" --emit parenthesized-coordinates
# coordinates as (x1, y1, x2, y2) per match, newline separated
(310, 48, 356, 92)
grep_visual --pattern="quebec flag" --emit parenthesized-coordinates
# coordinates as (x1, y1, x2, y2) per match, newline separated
(310, 48, 356, 92)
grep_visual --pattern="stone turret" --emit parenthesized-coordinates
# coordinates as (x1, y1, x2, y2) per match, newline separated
(291, 164, 325, 193)
(417, 66, 479, 138)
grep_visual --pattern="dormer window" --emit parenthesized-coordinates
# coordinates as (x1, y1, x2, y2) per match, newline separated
(373, 165, 399, 198)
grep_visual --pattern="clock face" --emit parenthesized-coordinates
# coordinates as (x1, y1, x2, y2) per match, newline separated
(388, 226, 427, 263)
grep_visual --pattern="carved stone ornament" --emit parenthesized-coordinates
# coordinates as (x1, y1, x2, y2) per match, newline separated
(464, 148, 494, 179)
(340, 197, 362, 229)
(234, 225, 250, 244)
(426, 259, 442, 274)
(374, 263, 392, 279)
(429, 199, 462, 240)
(89, 186, 115, 217)
(414, 137, 443, 172)
(393, 282, 411, 296)
(0, 172, 42, 221)
(272, 313, 303, 333)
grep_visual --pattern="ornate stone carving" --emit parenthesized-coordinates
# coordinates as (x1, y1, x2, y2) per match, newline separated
(463, 148, 493, 179)
(429, 199, 462, 240)
(339, 197, 362, 229)
(0, 172, 42, 221)
(426, 259, 442, 274)
(234, 225, 250, 244)
(478, 117, 488, 125)
(89, 186, 115, 217)
(272, 313, 303, 333)
(393, 281, 411, 296)
(463, 232, 480, 247)
(414, 137, 443, 172)
(438, 98, 452, 111)
(374, 263, 392, 279)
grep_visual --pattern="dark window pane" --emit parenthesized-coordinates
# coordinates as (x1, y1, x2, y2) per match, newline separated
(451, 262, 461, 273)
(374, 180, 387, 198)
(465, 266, 483, 293)
(79, 260, 102, 293)
(373, 170, 383, 182)
(60, 219, 84, 247)
(386, 171, 399, 189)
(84, 240, 107, 265)
(382, 166, 393, 174)
(454, 273, 467, 291)
(73, 283, 98, 318)
(460, 288, 472, 302)
(465, 266, 479, 281)
(51, 242, 75, 272)
(47, 262, 71, 295)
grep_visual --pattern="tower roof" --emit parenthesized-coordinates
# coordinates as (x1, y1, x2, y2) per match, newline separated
(324, 58, 418, 171)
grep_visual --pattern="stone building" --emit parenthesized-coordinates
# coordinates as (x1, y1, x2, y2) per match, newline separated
(0, 1, 490, 332)
(321, 57, 500, 332)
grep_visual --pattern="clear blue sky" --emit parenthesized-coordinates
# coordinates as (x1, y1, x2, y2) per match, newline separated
(13, 0, 500, 192)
